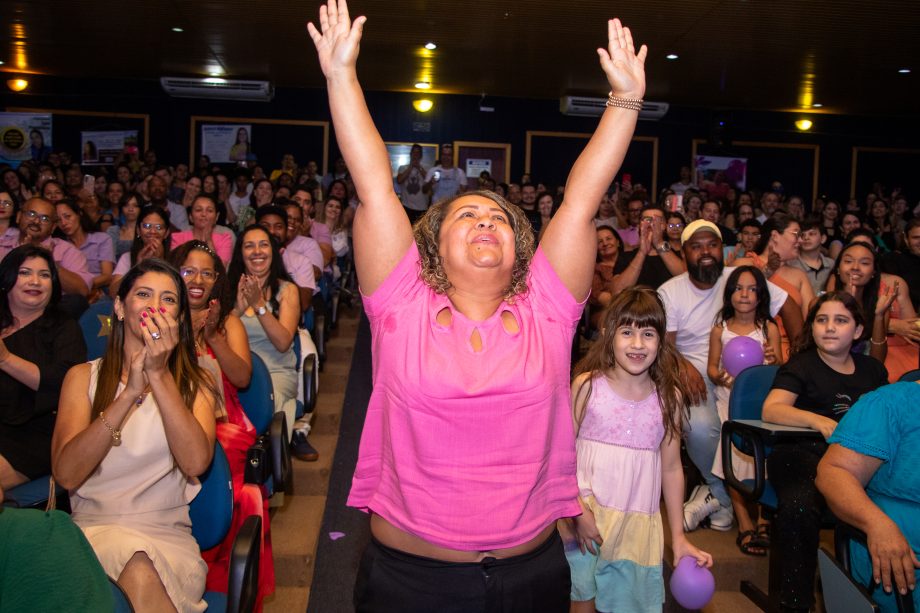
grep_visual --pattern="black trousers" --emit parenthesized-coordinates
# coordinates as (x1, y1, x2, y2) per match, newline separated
(767, 439, 829, 611)
(354, 531, 571, 613)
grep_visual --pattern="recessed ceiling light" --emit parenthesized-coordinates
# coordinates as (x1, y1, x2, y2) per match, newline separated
(413, 99, 433, 112)
(898, 68, 911, 74)
(172, 26, 184, 33)
(812, 103, 823, 108)
(0, 61, 5, 65)
(666, 53, 679, 60)
(424, 42, 437, 50)
(795, 119, 813, 131)
(414, 81, 431, 90)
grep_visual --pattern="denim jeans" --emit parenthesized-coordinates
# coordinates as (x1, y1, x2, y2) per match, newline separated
(683, 376, 731, 508)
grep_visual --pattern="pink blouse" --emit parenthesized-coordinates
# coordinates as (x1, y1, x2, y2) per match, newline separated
(349, 243, 584, 550)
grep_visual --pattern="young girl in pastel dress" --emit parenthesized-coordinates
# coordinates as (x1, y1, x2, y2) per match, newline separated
(562, 287, 713, 613)
(707, 266, 782, 556)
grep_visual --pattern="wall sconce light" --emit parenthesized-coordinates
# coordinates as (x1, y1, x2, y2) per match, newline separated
(795, 118, 813, 131)
(7, 78, 28, 92)
(413, 99, 433, 113)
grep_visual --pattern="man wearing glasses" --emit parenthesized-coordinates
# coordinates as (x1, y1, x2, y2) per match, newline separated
(0, 197, 93, 317)
(616, 195, 645, 250)
(612, 204, 686, 290)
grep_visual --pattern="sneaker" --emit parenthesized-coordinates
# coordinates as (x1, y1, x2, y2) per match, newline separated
(683, 487, 721, 532)
(708, 504, 735, 531)
(291, 430, 319, 462)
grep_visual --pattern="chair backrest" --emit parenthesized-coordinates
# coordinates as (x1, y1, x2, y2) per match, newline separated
(898, 369, 920, 382)
(189, 442, 234, 552)
(237, 353, 274, 434)
(728, 364, 779, 420)
(78, 301, 114, 361)
(818, 547, 880, 613)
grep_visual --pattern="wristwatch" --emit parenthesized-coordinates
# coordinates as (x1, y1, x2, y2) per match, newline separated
(655, 241, 671, 253)
(256, 305, 268, 317)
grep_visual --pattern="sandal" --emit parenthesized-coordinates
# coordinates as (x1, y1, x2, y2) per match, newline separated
(752, 523, 771, 549)
(737, 530, 767, 556)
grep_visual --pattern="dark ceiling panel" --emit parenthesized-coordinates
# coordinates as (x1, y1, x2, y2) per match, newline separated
(1, 0, 918, 114)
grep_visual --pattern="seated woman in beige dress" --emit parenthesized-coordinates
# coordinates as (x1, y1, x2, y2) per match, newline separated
(52, 258, 220, 613)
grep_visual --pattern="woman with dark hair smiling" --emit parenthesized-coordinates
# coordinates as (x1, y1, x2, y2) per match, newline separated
(55, 199, 115, 301)
(308, 0, 647, 607)
(110, 206, 171, 297)
(52, 258, 218, 612)
(0, 245, 86, 495)
(228, 226, 300, 429)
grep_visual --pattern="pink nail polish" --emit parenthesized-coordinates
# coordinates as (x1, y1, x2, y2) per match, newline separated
(142, 311, 148, 318)
(141, 320, 147, 327)
(159, 307, 166, 313)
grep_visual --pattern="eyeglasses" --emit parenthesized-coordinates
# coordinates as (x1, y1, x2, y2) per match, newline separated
(179, 267, 217, 281)
(641, 216, 662, 224)
(668, 223, 684, 229)
(141, 222, 166, 232)
(0, 199, 13, 208)
(784, 229, 801, 240)
(23, 209, 54, 225)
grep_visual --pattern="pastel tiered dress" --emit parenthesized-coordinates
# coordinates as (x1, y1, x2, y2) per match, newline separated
(570, 374, 666, 612)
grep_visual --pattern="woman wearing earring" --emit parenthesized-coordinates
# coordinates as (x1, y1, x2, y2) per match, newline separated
(52, 258, 219, 612)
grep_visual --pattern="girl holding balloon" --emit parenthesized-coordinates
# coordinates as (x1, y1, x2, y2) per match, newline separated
(762, 291, 890, 612)
(563, 288, 712, 613)
(707, 265, 781, 556)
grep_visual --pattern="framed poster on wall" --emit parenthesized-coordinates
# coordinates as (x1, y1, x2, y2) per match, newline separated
(454, 141, 511, 185)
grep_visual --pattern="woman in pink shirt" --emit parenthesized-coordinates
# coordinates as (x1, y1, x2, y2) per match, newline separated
(309, 1, 647, 610)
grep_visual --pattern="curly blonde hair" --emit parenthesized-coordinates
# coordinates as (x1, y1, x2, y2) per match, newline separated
(413, 190, 535, 302)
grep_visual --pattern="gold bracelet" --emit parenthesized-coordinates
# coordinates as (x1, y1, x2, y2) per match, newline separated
(606, 92, 643, 112)
(869, 337, 888, 346)
(99, 411, 122, 446)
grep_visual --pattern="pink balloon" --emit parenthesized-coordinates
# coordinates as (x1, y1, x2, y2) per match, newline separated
(722, 335, 764, 377)
(670, 556, 715, 609)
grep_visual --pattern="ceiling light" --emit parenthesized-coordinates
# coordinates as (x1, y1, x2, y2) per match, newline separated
(0, 61, 5, 65)
(795, 119, 813, 131)
(172, 27, 184, 33)
(7, 78, 28, 92)
(812, 103, 823, 108)
(414, 81, 431, 90)
(424, 42, 437, 50)
(666, 54, 679, 60)
(413, 99, 433, 113)
(898, 68, 911, 74)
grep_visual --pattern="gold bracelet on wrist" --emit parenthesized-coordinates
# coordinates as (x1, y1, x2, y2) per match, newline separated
(606, 92, 643, 112)
(99, 411, 122, 446)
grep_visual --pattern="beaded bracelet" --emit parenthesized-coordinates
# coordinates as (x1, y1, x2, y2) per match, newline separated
(606, 92, 643, 112)
(869, 337, 888, 346)
(99, 411, 122, 446)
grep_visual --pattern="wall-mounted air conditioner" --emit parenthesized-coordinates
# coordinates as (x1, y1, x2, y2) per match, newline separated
(160, 77, 275, 102)
(560, 95, 669, 121)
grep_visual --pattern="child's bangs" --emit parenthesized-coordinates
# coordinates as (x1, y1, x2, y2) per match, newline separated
(607, 288, 666, 333)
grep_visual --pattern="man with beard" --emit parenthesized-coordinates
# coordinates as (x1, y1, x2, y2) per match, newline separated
(658, 220, 803, 532)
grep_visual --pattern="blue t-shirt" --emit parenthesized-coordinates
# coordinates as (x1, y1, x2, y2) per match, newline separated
(828, 381, 920, 612)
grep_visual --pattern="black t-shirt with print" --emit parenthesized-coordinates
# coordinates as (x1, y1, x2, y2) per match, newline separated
(771, 348, 888, 421)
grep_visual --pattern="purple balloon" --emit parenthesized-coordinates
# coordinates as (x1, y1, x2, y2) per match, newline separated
(670, 555, 715, 609)
(722, 335, 764, 377)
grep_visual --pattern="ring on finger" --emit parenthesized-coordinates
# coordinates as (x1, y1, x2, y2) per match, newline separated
(150, 331, 162, 341)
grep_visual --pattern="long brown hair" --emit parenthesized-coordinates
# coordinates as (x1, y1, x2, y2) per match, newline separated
(91, 258, 221, 418)
(573, 287, 689, 442)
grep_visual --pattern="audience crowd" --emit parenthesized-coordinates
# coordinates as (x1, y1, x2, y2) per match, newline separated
(1, 137, 919, 612)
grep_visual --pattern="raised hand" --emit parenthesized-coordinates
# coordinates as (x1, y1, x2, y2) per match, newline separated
(876, 280, 899, 316)
(597, 19, 648, 100)
(140, 307, 179, 374)
(202, 299, 222, 340)
(125, 346, 148, 396)
(307, 0, 367, 79)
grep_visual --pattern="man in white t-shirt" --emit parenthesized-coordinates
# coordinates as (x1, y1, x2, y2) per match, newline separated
(658, 220, 803, 532)
(423, 143, 466, 204)
(396, 143, 429, 222)
(669, 165, 698, 195)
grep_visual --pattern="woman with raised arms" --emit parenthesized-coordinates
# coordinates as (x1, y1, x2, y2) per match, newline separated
(308, 1, 647, 609)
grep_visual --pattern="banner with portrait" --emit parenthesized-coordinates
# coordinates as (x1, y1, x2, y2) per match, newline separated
(81, 130, 138, 165)
(0, 112, 52, 166)
(694, 154, 748, 198)
(201, 124, 253, 164)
